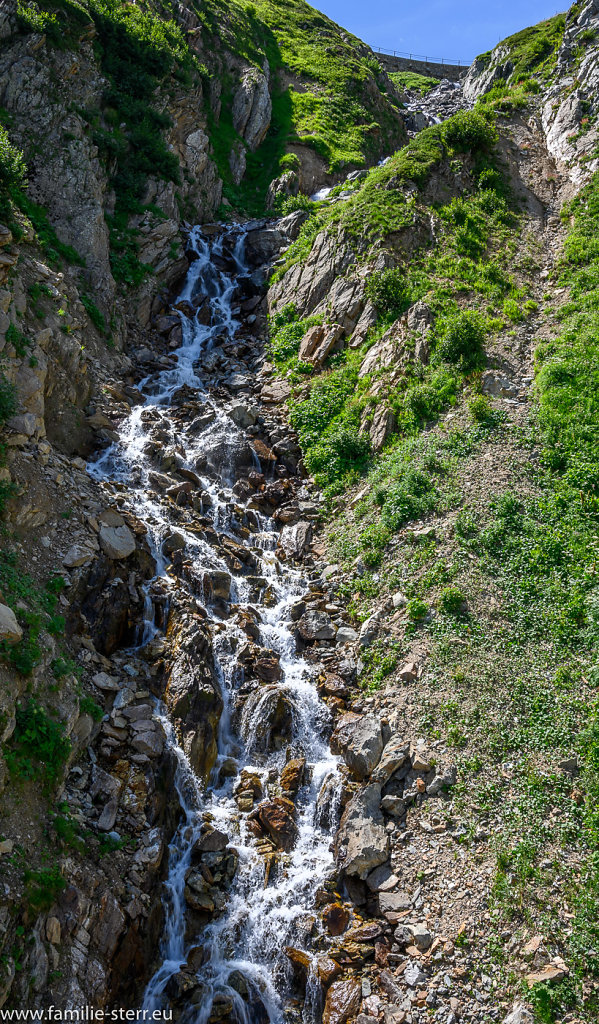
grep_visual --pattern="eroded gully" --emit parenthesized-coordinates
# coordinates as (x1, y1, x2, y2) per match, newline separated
(88, 225, 341, 1024)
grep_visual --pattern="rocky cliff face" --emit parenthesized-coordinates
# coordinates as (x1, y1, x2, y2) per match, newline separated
(463, 2, 599, 185)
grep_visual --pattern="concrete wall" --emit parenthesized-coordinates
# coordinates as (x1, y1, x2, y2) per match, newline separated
(377, 53, 467, 83)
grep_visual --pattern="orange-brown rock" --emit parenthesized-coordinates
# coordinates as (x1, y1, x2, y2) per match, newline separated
(280, 757, 306, 796)
(322, 978, 361, 1024)
(344, 922, 383, 943)
(256, 797, 298, 851)
(316, 956, 343, 987)
(285, 947, 312, 973)
(322, 902, 350, 936)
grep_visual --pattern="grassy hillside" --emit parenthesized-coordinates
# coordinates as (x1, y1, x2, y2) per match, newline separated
(251, 0, 404, 172)
(317, 168, 599, 1024)
(270, 110, 536, 494)
(9, 0, 404, 222)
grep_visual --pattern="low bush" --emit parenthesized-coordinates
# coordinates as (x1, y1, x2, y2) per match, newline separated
(0, 127, 26, 188)
(438, 585, 466, 615)
(407, 597, 429, 621)
(442, 110, 498, 152)
(23, 866, 66, 912)
(437, 310, 486, 370)
(467, 394, 494, 423)
(365, 267, 409, 320)
(5, 701, 70, 785)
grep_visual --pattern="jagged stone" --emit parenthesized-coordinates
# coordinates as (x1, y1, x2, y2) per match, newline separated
(331, 713, 384, 781)
(0, 604, 22, 644)
(256, 797, 298, 851)
(335, 783, 389, 878)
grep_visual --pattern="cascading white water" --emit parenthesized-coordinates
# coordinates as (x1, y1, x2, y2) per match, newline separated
(88, 225, 342, 1023)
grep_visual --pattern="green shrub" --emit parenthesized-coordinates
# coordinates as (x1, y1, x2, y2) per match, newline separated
(407, 597, 429, 621)
(5, 323, 29, 357)
(502, 296, 524, 321)
(0, 127, 26, 188)
(442, 110, 498, 152)
(279, 152, 300, 171)
(437, 310, 486, 370)
(0, 374, 17, 425)
(438, 585, 466, 615)
(365, 267, 409, 320)
(79, 696, 103, 722)
(379, 467, 437, 531)
(23, 866, 66, 912)
(305, 422, 371, 487)
(467, 394, 494, 423)
(6, 700, 70, 785)
(403, 368, 459, 423)
(50, 656, 77, 679)
(276, 192, 314, 216)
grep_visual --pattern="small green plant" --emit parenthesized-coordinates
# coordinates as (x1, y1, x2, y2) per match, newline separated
(97, 832, 129, 856)
(0, 374, 17, 425)
(50, 656, 77, 679)
(365, 267, 409, 320)
(5, 701, 70, 786)
(51, 802, 85, 852)
(80, 293, 107, 335)
(23, 866, 66, 913)
(0, 126, 26, 187)
(360, 639, 400, 690)
(502, 296, 524, 322)
(5, 323, 29, 357)
(407, 597, 429, 621)
(467, 393, 494, 423)
(437, 311, 486, 370)
(79, 696, 103, 722)
(276, 193, 314, 216)
(438, 585, 466, 616)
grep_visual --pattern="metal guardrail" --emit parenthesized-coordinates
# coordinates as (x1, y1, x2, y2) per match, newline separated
(372, 46, 473, 67)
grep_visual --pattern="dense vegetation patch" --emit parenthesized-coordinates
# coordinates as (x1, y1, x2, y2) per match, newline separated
(274, 109, 499, 282)
(5, 700, 70, 787)
(251, 0, 404, 172)
(0, 553, 66, 676)
(389, 71, 439, 95)
(473, 12, 565, 113)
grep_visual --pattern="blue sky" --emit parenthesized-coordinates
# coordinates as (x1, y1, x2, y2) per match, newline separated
(315, 1, 565, 64)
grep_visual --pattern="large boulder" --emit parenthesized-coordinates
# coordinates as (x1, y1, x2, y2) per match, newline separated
(331, 714, 384, 781)
(99, 523, 136, 560)
(296, 610, 336, 642)
(165, 616, 223, 782)
(232, 61, 272, 151)
(256, 797, 298, 851)
(0, 603, 22, 643)
(335, 783, 389, 879)
(322, 979, 361, 1024)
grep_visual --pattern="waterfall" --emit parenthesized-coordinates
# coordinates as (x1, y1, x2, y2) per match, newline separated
(88, 224, 341, 1024)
